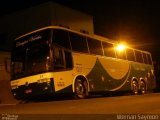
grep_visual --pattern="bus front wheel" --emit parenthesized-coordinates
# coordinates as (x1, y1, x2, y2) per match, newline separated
(74, 79, 88, 99)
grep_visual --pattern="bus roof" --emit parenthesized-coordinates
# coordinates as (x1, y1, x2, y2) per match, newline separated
(15, 26, 151, 54)
(15, 26, 115, 43)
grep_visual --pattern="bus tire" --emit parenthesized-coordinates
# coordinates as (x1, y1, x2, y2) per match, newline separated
(139, 80, 146, 94)
(131, 80, 139, 95)
(74, 79, 88, 99)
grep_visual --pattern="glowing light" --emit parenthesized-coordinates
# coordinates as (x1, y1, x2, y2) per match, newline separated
(116, 44, 127, 51)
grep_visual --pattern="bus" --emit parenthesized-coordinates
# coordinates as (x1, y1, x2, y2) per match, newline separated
(11, 26, 156, 99)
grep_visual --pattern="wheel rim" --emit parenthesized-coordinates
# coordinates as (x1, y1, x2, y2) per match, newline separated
(132, 81, 138, 95)
(75, 80, 85, 98)
(140, 81, 146, 94)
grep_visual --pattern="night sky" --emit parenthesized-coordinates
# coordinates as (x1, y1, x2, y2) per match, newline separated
(0, 0, 160, 60)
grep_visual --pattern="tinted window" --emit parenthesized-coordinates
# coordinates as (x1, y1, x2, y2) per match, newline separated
(26, 44, 49, 75)
(126, 48, 135, 61)
(53, 29, 70, 49)
(147, 54, 152, 65)
(70, 32, 88, 53)
(135, 50, 143, 63)
(53, 47, 73, 70)
(64, 51, 73, 69)
(53, 47, 65, 70)
(142, 53, 148, 64)
(116, 50, 126, 60)
(12, 29, 51, 79)
(88, 38, 103, 55)
(102, 42, 115, 58)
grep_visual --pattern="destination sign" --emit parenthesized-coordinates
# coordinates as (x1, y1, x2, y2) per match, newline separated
(16, 35, 42, 47)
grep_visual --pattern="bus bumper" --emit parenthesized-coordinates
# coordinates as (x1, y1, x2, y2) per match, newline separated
(11, 78, 55, 100)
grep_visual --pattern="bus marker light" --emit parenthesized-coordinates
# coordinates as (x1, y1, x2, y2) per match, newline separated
(25, 89, 32, 94)
(57, 82, 65, 87)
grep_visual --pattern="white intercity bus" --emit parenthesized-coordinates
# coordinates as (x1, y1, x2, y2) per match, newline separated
(11, 26, 156, 99)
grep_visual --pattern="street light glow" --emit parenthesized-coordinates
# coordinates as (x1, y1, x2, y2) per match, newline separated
(116, 44, 127, 52)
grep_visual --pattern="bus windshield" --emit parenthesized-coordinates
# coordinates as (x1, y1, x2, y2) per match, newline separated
(26, 43, 50, 75)
(12, 43, 50, 79)
(11, 29, 51, 79)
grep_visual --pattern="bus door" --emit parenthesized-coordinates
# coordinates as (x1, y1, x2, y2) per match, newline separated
(53, 46, 73, 71)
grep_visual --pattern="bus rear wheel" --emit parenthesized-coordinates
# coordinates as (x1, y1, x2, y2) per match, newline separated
(139, 80, 146, 94)
(131, 80, 139, 95)
(74, 79, 88, 99)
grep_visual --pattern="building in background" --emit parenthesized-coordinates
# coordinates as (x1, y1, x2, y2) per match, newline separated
(0, 51, 10, 81)
(0, 1, 94, 81)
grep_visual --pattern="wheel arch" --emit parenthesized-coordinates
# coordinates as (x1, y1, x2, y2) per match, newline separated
(139, 77, 147, 83)
(131, 77, 139, 87)
(130, 77, 139, 95)
(139, 77, 147, 91)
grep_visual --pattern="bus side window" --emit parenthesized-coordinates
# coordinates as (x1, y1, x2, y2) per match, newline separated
(142, 53, 148, 64)
(53, 47, 73, 70)
(135, 50, 143, 63)
(115, 49, 126, 60)
(69, 32, 88, 53)
(64, 51, 73, 69)
(52, 29, 70, 49)
(126, 48, 135, 61)
(53, 47, 64, 69)
(87, 38, 103, 55)
(102, 42, 115, 58)
(147, 54, 152, 65)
